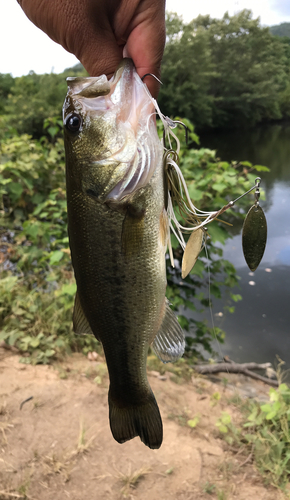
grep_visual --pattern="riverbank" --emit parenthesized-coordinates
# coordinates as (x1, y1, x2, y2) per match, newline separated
(0, 349, 286, 500)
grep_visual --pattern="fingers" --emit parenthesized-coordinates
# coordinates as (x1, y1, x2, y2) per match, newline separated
(68, 1, 124, 78)
(123, 2, 166, 98)
(76, 33, 124, 79)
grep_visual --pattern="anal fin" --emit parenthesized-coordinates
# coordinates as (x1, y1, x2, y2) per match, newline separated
(73, 291, 97, 338)
(152, 300, 185, 363)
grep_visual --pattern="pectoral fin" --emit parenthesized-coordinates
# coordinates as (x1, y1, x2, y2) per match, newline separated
(152, 300, 185, 363)
(121, 205, 145, 257)
(73, 291, 95, 337)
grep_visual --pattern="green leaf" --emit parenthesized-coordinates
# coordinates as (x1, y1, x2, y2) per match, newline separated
(269, 388, 279, 402)
(45, 349, 55, 357)
(60, 282, 77, 296)
(279, 383, 288, 393)
(23, 224, 40, 240)
(266, 410, 278, 420)
(221, 412, 231, 425)
(0, 276, 18, 291)
(0, 331, 13, 342)
(12, 307, 26, 316)
(0, 178, 12, 186)
(217, 423, 228, 433)
(231, 294, 242, 303)
(29, 338, 40, 348)
(49, 250, 64, 265)
(240, 161, 252, 167)
(261, 403, 272, 414)
(189, 258, 204, 278)
(47, 126, 58, 138)
(187, 184, 203, 201)
(253, 165, 270, 172)
(211, 182, 227, 192)
(207, 224, 228, 244)
(187, 416, 200, 428)
(8, 182, 23, 197)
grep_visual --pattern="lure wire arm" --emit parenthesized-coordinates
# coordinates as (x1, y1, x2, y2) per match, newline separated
(209, 177, 262, 222)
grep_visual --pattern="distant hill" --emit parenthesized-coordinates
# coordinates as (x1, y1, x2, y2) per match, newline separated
(270, 22, 290, 38)
(64, 62, 85, 74)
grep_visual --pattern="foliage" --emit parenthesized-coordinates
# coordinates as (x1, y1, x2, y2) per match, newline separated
(0, 65, 86, 139)
(0, 271, 100, 365)
(0, 120, 100, 363)
(243, 383, 290, 488)
(159, 10, 290, 129)
(216, 379, 290, 490)
(0, 74, 14, 114)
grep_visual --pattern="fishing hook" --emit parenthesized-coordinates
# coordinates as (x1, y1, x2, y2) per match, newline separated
(140, 74, 189, 147)
(141, 73, 163, 85)
(163, 118, 189, 149)
(171, 120, 189, 145)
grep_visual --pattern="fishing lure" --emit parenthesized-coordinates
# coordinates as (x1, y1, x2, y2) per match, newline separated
(242, 178, 267, 272)
(143, 81, 267, 274)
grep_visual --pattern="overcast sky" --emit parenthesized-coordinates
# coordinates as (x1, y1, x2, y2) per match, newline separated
(1, 0, 290, 77)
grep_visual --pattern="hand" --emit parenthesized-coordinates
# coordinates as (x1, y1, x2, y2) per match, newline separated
(17, 0, 166, 97)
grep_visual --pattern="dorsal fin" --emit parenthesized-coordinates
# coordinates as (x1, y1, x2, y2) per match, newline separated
(152, 300, 185, 363)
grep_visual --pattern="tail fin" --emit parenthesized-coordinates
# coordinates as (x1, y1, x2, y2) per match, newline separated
(108, 392, 163, 449)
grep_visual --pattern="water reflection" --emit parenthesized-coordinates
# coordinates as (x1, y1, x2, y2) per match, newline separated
(198, 123, 290, 366)
(201, 123, 290, 186)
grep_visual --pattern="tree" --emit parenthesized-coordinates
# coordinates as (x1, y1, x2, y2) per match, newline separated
(158, 13, 215, 129)
(0, 74, 14, 114)
(2, 65, 87, 139)
(159, 10, 288, 130)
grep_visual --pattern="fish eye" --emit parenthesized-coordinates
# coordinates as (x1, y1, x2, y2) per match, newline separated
(65, 113, 82, 133)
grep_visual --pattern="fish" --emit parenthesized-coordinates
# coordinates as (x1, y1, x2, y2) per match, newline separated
(63, 58, 185, 449)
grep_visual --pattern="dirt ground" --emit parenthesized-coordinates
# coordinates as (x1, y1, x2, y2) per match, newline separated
(0, 349, 286, 500)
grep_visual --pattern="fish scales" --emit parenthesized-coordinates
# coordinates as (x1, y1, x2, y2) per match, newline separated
(63, 59, 185, 449)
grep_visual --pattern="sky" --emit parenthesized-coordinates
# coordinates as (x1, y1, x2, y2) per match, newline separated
(1, 0, 290, 77)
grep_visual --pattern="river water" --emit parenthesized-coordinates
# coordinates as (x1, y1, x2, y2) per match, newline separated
(197, 124, 290, 367)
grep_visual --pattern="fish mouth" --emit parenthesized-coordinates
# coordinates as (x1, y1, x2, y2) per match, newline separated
(64, 58, 154, 123)
(65, 59, 137, 115)
(64, 59, 161, 202)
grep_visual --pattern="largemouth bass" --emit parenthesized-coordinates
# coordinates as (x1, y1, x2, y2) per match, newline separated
(63, 59, 184, 449)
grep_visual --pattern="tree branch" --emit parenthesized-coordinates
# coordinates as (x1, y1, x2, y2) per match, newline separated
(194, 361, 279, 387)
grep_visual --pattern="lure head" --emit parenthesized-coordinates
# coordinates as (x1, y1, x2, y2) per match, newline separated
(63, 59, 162, 204)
